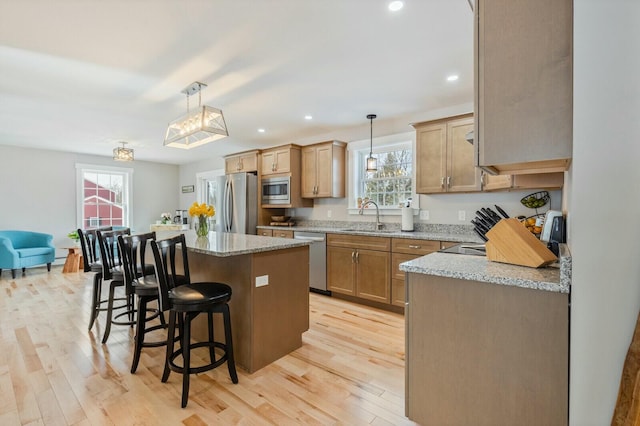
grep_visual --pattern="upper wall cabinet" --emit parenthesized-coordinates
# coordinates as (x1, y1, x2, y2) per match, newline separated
(225, 150, 260, 174)
(261, 145, 294, 176)
(301, 141, 346, 198)
(413, 114, 480, 194)
(475, 0, 573, 175)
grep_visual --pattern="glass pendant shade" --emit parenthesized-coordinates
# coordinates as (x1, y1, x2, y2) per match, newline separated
(164, 105, 228, 149)
(164, 81, 228, 149)
(366, 155, 377, 172)
(113, 142, 134, 161)
(366, 113, 377, 172)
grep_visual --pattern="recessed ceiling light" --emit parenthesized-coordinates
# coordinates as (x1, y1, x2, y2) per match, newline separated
(304, 115, 313, 120)
(389, 1, 404, 12)
(447, 74, 459, 82)
(258, 128, 265, 133)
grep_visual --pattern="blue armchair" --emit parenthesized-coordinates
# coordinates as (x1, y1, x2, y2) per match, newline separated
(0, 230, 56, 279)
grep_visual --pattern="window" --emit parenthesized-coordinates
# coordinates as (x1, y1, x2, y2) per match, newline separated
(359, 146, 413, 208)
(348, 131, 417, 214)
(76, 164, 133, 228)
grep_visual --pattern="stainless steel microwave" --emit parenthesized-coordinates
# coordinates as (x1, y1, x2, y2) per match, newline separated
(261, 176, 290, 204)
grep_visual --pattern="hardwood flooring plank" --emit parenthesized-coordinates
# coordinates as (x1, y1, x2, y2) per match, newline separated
(0, 266, 414, 425)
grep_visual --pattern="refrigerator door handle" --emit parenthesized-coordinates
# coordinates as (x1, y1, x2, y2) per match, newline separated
(226, 178, 234, 232)
(223, 178, 231, 232)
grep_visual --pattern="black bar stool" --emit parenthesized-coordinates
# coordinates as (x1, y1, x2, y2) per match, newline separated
(150, 233, 238, 408)
(118, 232, 168, 373)
(96, 228, 133, 344)
(78, 226, 112, 331)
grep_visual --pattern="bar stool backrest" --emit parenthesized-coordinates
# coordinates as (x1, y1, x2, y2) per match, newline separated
(78, 226, 113, 272)
(150, 233, 192, 313)
(117, 232, 156, 294)
(96, 228, 130, 280)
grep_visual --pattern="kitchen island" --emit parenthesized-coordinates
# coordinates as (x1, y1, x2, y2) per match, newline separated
(400, 246, 571, 426)
(157, 230, 310, 373)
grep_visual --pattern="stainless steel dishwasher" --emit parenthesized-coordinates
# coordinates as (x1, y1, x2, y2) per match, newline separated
(293, 231, 328, 294)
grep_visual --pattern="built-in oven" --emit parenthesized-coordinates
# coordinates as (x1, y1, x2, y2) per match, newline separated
(261, 176, 290, 205)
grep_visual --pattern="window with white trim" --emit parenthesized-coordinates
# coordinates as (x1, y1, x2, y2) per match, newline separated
(76, 164, 133, 228)
(354, 142, 413, 209)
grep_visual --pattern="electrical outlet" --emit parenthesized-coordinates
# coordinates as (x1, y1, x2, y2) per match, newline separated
(420, 210, 429, 220)
(256, 275, 269, 287)
(458, 210, 466, 221)
(327, 210, 332, 218)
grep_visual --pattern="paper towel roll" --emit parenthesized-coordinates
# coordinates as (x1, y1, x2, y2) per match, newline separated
(401, 206, 414, 232)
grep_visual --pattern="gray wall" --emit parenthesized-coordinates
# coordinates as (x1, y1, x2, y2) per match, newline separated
(570, 1, 640, 423)
(0, 145, 179, 259)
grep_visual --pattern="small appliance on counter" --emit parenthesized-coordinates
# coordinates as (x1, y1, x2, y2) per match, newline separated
(540, 210, 566, 256)
(401, 198, 414, 232)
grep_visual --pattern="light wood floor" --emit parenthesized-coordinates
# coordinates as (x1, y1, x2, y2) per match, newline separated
(0, 266, 414, 425)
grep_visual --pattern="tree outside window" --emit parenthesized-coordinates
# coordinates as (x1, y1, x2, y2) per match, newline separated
(360, 148, 412, 208)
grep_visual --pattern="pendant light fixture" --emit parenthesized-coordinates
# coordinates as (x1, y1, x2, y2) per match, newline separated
(113, 142, 134, 162)
(366, 114, 377, 173)
(164, 81, 228, 149)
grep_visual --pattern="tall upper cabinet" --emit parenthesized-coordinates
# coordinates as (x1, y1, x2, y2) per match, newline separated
(475, 0, 573, 175)
(301, 141, 346, 198)
(413, 114, 480, 194)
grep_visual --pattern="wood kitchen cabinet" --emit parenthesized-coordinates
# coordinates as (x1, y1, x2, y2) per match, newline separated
(475, 0, 572, 175)
(258, 229, 273, 237)
(225, 150, 260, 174)
(260, 145, 295, 176)
(413, 114, 480, 194)
(327, 234, 390, 304)
(301, 141, 346, 198)
(271, 229, 293, 239)
(482, 171, 564, 191)
(390, 239, 452, 307)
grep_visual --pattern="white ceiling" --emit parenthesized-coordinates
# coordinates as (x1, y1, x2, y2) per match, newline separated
(0, 0, 474, 165)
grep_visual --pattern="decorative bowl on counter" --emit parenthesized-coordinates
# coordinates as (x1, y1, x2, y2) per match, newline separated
(270, 215, 291, 222)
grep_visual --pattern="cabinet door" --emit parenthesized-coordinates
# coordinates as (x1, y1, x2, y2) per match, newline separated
(225, 156, 240, 174)
(356, 249, 390, 303)
(476, 0, 572, 173)
(392, 252, 417, 307)
(416, 123, 447, 193)
(314, 144, 334, 197)
(327, 246, 356, 295)
(239, 152, 258, 172)
(447, 117, 480, 192)
(301, 146, 317, 198)
(274, 150, 291, 174)
(261, 151, 276, 175)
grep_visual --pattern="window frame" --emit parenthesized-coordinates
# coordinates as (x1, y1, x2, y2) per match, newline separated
(347, 131, 419, 216)
(75, 163, 134, 229)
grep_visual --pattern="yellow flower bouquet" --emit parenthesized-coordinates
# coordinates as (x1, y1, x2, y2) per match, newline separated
(189, 202, 215, 237)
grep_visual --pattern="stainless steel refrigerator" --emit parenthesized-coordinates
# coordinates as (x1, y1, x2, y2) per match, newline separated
(214, 172, 258, 234)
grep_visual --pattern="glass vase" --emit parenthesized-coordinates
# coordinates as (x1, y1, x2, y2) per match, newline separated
(195, 215, 209, 237)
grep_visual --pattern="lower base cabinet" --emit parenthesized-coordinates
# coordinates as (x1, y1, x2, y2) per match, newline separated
(405, 273, 568, 425)
(327, 235, 390, 303)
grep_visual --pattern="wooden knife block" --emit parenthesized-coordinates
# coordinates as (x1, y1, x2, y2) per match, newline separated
(485, 218, 558, 268)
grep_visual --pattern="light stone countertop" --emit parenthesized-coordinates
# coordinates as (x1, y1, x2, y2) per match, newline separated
(399, 244, 571, 294)
(155, 230, 310, 257)
(258, 221, 483, 244)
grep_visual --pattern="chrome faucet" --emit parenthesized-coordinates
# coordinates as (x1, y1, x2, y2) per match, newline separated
(359, 200, 383, 230)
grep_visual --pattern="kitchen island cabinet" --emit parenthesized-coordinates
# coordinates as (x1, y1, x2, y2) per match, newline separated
(401, 250, 571, 425)
(157, 230, 310, 373)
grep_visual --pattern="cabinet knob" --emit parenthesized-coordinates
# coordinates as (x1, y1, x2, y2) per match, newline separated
(440, 177, 445, 188)
(355, 251, 359, 263)
(447, 176, 451, 187)
(351, 251, 356, 263)
(409, 245, 421, 249)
